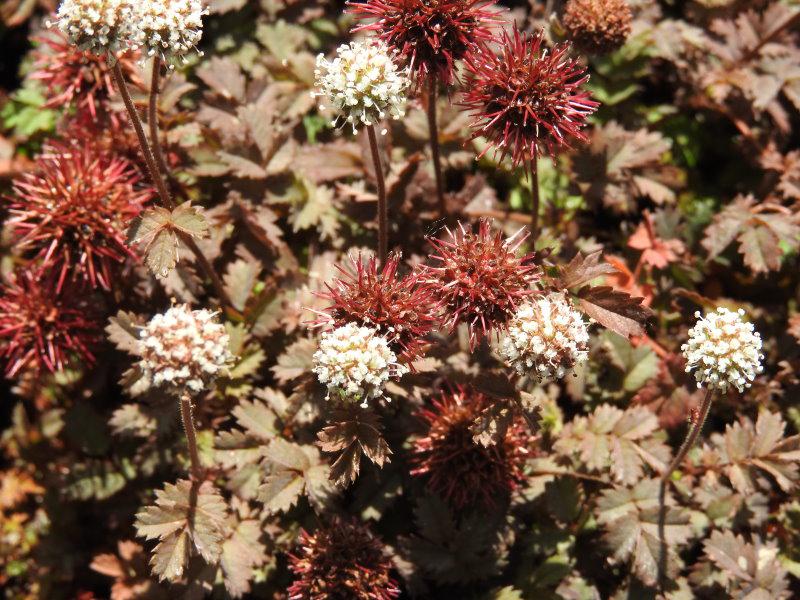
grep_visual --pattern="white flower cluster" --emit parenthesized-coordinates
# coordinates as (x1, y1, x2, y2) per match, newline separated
(313, 40, 409, 133)
(681, 307, 763, 393)
(53, 0, 206, 60)
(127, 0, 207, 61)
(54, 0, 132, 54)
(138, 304, 232, 394)
(500, 294, 590, 380)
(312, 323, 408, 407)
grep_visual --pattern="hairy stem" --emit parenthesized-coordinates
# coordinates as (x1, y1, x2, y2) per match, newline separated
(179, 393, 202, 480)
(530, 149, 541, 241)
(112, 62, 174, 210)
(367, 124, 388, 265)
(113, 60, 233, 309)
(658, 388, 714, 589)
(148, 56, 170, 177)
(426, 74, 446, 215)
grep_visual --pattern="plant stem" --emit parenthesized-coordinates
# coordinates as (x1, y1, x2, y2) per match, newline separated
(529, 149, 541, 241)
(148, 56, 170, 177)
(426, 74, 446, 215)
(113, 60, 233, 309)
(657, 388, 714, 589)
(366, 124, 388, 265)
(179, 393, 202, 480)
(112, 62, 174, 210)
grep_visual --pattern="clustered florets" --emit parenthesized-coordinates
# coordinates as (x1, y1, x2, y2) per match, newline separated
(681, 308, 764, 393)
(53, 0, 206, 61)
(137, 304, 232, 394)
(313, 39, 409, 133)
(288, 518, 400, 600)
(349, 0, 501, 87)
(317, 254, 439, 363)
(421, 219, 540, 348)
(462, 26, 599, 168)
(127, 0, 207, 61)
(411, 387, 530, 509)
(54, 0, 132, 55)
(313, 323, 408, 406)
(500, 293, 590, 380)
(562, 0, 633, 55)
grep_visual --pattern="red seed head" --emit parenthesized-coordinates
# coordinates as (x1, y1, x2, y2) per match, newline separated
(562, 0, 633, 55)
(30, 30, 141, 119)
(410, 386, 530, 509)
(348, 0, 502, 87)
(0, 269, 101, 377)
(288, 517, 400, 600)
(462, 26, 599, 168)
(420, 219, 539, 348)
(316, 253, 439, 363)
(5, 142, 153, 291)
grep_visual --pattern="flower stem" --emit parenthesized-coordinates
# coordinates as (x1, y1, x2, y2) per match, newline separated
(148, 56, 170, 177)
(366, 124, 388, 265)
(112, 61, 174, 210)
(426, 74, 446, 215)
(179, 393, 202, 481)
(529, 149, 541, 240)
(112, 60, 233, 309)
(657, 388, 714, 589)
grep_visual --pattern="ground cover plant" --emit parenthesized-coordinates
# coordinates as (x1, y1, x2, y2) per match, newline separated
(0, 0, 799, 598)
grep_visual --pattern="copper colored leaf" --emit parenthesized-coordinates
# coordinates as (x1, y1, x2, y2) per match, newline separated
(220, 520, 265, 598)
(559, 250, 618, 290)
(596, 479, 691, 586)
(703, 530, 790, 598)
(105, 311, 144, 355)
(258, 470, 305, 514)
(576, 286, 652, 338)
(170, 203, 209, 239)
(271, 337, 316, 384)
(134, 480, 229, 582)
(318, 408, 391, 486)
(196, 56, 246, 101)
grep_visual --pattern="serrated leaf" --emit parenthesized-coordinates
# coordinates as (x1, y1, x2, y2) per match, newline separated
(171, 203, 209, 239)
(703, 530, 789, 597)
(105, 311, 143, 355)
(258, 471, 305, 514)
(318, 408, 391, 486)
(220, 520, 265, 598)
(219, 151, 267, 179)
(271, 337, 316, 384)
(710, 411, 800, 493)
(135, 480, 229, 582)
(232, 399, 278, 442)
(559, 251, 618, 290)
(223, 257, 261, 311)
(577, 286, 652, 339)
(596, 479, 691, 586)
(264, 438, 310, 472)
(196, 56, 246, 101)
(555, 404, 667, 485)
